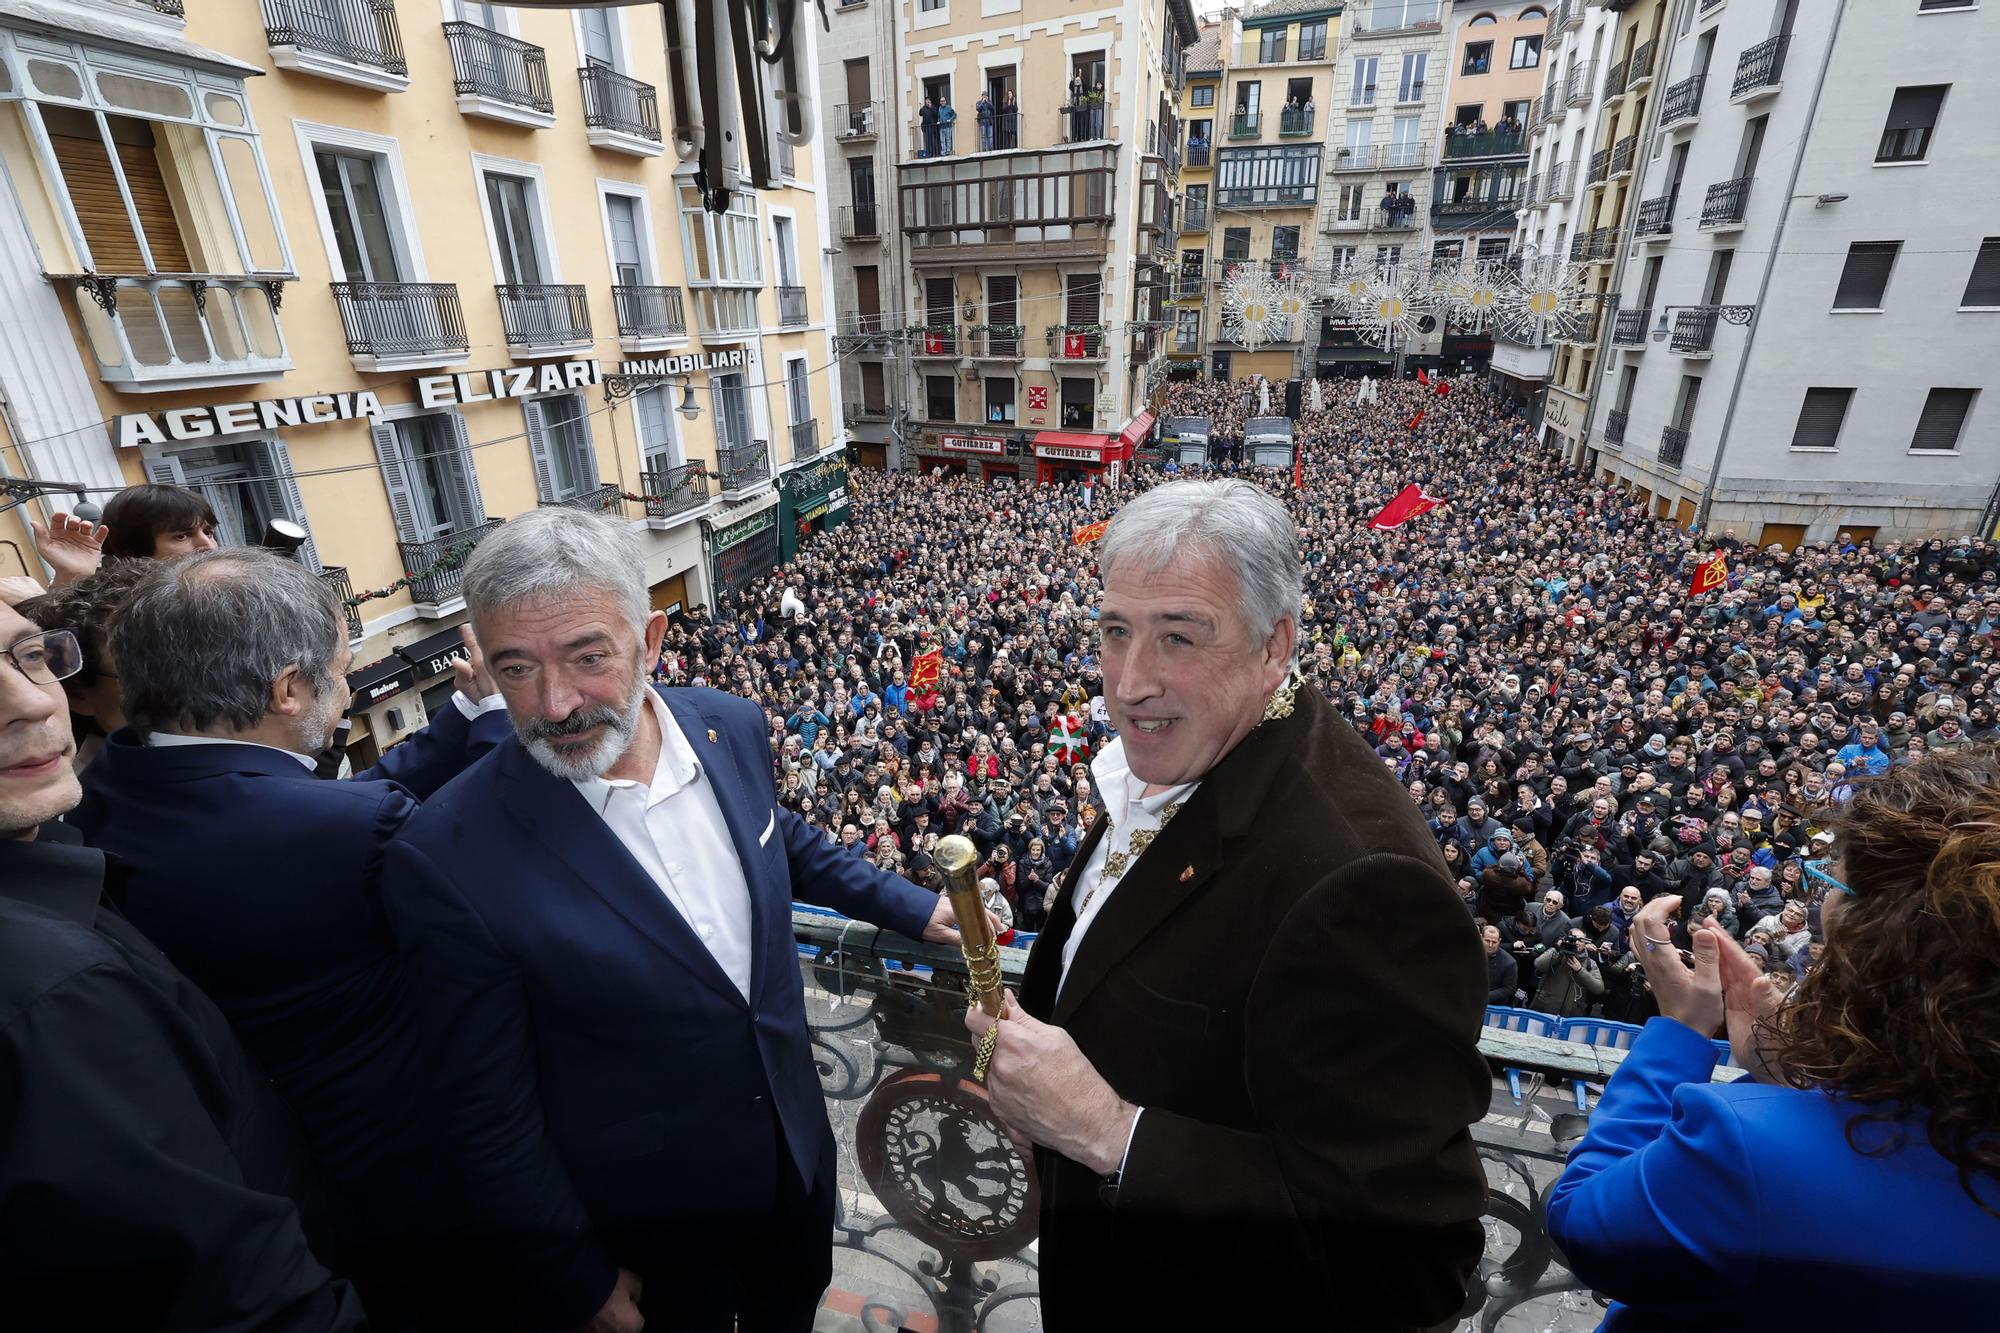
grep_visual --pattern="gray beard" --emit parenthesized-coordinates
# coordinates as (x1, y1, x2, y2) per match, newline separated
(520, 674, 649, 782)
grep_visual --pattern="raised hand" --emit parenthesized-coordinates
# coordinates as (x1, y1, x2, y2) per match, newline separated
(30, 512, 108, 587)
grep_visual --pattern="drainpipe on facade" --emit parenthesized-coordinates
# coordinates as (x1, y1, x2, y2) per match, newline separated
(1693, 0, 1849, 534)
(1578, 0, 1689, 477)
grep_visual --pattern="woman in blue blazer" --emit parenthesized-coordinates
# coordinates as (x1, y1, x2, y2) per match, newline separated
(1547, 750, 2000, 1329)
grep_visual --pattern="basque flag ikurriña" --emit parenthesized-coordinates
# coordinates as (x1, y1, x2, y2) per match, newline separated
(1051, 712, 1089, 765)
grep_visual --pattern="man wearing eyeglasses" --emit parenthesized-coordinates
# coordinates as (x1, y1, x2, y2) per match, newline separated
(0, 598, 364, 1329)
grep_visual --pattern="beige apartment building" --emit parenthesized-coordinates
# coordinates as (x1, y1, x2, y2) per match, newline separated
(889, 0, 1197, 484)
(0, 0, 842, 768)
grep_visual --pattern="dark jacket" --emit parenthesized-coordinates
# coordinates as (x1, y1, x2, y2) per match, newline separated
(1020, 685, 1489, 1330)
(70, 702, 507, 1246)
(1486, 947, 1520, 1005)
(382, 687, 937, 1331)
(0, 824, 365, 1332)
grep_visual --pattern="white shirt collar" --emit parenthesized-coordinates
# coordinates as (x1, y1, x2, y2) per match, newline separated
(1089, 735, 1198, 825)
(146, 730, 319, 770)
(573, 688, 699, 814)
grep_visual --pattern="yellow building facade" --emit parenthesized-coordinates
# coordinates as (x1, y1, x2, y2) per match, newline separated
(1210, 0, 1340, 383)
(0, 0, 841, 766)
(1167, 21, 1221, 375)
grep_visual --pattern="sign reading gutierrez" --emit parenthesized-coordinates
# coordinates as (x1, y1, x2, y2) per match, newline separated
(113, 359, 605, 449)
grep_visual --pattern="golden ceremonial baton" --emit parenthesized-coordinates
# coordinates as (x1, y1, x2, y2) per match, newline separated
(932, 834, 1008, 1080)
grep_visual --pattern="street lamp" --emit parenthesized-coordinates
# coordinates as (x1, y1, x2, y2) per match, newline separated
(679, 378, 702, 422)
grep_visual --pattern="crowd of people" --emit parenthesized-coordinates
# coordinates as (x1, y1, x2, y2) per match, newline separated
(642, 373, 2000, 1016)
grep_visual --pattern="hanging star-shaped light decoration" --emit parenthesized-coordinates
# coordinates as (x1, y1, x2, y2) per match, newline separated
(1495, 252, 1593, 347)
(1268, 269, 1318, 344)
(1352, 263, 1435, 351)
(1220, 264, 1288, 351)
(1326, 260, 1375, 322)
(1438, 260, 1505, 333)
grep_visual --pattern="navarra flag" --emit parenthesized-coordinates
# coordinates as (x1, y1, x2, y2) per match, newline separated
(1051, 712, 1090, 765)
(923, 331, 944, 356)
(1689, 551, 1730, 598)
(1406, 409, 1426, 431)
(1369, 483, 1445, 530)
(1416, 367, 1430, 386)
(910, 647, 943, 710)
(1064, 332, 1089, 359)
(1073, 518, 1109, 546)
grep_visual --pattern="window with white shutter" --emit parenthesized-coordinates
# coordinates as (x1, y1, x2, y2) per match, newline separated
(1832, 242, 1899, 310)
(1909, 388, 1975, 452)
(1960, 237, 2000, 308)
(1788, 388, 1854, 451)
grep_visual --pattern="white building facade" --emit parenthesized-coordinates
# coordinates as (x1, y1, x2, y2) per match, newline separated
(1588, 0, 1996, 543)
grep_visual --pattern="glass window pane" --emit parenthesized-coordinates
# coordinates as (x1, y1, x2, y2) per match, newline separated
(218, 135, 285, 273)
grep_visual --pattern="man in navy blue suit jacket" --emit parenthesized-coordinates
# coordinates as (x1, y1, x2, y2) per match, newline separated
(70, 549, 510, 1323)
(383, 509, 971, 1333)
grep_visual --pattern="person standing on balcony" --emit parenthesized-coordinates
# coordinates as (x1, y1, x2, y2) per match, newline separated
(380, 509, 992, 1333)
(1068, 71, 1086, 140)
(965, 481, 1489, 1331)
(919, 94, 939, 158)
(1002, 89, 1021, 148)
(976, 89, 995, 151)
(938, 93, 957, 155)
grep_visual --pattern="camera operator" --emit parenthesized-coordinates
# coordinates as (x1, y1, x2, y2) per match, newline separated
(1529, 925, 1605, 1019)
(1556, 839, 1615, 916)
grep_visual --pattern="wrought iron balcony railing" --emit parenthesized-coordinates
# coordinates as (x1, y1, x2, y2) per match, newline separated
(1733, 33, 1789, 99)
(912, 325, 959, 357)
(397, 519, 500, 606)
(1566, 60, 1596, 106)
(1604, 407, 1628, 445)
(541, 482, 623, 514)
(716, 441, 771, 494)
(778, 285, 808, 328)
(1587, 146, 1611, 186)
(1541, 161, 1573, 201)
(1660, 73, 1704, 128)
(1604, 58, 1628, 100)
(318, 565, 365, 640)
(1635, 191, 1674, 238)
(1186, 140, 1211, 167)
(496, 283, 591, 348)
(1660, 424, 1690, 468)
(1612, 308, 1649, 346)
(611, 284, 685, 340)
(262, 0, 407, 75)
(1278, 107, 1315, 137)
(442, 20, 551, 114)
(1700, 176, 1751, 230)
(1047, 323, 1106, 359)
(1327, 141, 1429, 172)
(789, 418, 820, 462)
(640, 461, 708, 520)
(1610, 135, 1636, 179)
(579, 63, 659, 141)
(1228, 111, 1261, 139)
(838, 204, 880, 240)
(1182, 200, 1209, 232)
(1671, 306, 1720, 354)
(1628, 39, 1656, 87)
(968, 324, 1025, 358)
(834, 101, 879, 141)
(332, 281, 469, 361)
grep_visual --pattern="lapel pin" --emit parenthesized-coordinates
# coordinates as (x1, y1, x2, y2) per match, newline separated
(707, 729, 719, 744)
(1179, 865, 1195, 883)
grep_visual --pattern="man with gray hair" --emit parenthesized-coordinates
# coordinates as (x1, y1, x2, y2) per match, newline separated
(965, 478, 1489, 1329)
(381, 507, 983, 1333)
(72, 547, 509, 1326)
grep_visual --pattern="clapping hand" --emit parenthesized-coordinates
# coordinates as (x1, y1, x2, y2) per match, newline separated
(1712, 926, 1790, 1084)
(1632, 894, 1724, 1037)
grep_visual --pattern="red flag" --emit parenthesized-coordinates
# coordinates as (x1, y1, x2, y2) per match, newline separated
(1072, 519, 1109, 546)
(1292, 448, 1304, 490)
(923, 331, 944, 356)
(1369, 483, 1445, 530)
(1051, 712, 1090, 765)
(1063, 332, 1088, 359)
(1406, 410, 1426, 430)
(1434, 380, 1452, 397)
(1688, 551, 1729, 598)
(1416, 367, 1430, 386)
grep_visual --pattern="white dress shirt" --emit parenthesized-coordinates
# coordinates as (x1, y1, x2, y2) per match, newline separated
(1059, 736, 1199, 1181)
(574, 688, 756, 1000)
(1059, 736, 1200, 998)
